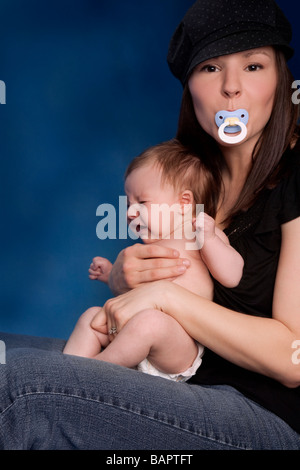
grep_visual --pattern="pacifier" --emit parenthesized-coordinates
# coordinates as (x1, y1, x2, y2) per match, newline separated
(215, 109, 249, 144)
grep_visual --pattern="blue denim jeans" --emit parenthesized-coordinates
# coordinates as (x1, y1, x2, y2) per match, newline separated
(0, 331, 299, 450)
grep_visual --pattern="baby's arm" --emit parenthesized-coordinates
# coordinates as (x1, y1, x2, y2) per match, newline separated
(89, 256, 113, 283)
(195, 213, 244, 288)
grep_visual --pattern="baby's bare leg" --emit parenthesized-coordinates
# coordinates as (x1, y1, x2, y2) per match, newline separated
(63, 307, 109, 357)
(96, 309, 198, 374)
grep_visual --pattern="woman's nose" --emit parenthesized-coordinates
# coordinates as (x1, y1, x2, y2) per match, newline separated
(222, 72, 242, 99)
(223, 89, 241, 99)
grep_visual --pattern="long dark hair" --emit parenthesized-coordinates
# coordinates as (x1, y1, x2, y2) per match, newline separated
(176, 48, 300, 223)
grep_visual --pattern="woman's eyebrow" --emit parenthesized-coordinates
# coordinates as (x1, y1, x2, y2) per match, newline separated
(242, 49, 271, 58)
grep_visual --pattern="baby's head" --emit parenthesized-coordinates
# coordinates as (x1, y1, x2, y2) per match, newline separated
(124, 139, 211, 242)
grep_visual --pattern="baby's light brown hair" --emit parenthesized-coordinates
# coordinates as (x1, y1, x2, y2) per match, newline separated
(125, 139, 214, 215)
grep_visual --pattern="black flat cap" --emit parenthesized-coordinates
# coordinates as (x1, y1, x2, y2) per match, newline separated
(167, 0, 294, 85)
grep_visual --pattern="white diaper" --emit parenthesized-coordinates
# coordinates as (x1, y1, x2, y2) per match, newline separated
(137, 343, 204, 382)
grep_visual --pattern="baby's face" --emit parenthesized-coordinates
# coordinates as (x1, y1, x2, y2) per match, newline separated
(124, 163, 183, 242)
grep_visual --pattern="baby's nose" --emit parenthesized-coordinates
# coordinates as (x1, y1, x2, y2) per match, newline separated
(127, 204, 140, 219)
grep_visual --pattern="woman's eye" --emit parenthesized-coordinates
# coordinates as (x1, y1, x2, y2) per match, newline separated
(202, 65, 219, 73)
(246, 64, 262, 72)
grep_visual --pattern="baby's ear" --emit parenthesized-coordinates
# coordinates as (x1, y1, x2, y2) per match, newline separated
(179, 190, 194, 214)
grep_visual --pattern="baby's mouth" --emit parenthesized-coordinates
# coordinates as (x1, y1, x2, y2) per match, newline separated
(133, 223, 147, 233)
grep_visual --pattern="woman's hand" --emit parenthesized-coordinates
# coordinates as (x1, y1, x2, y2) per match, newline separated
(108, 243, 190, 295)
(91, 280, 171, 336)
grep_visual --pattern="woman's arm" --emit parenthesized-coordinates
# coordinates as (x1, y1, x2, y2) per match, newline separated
(95, 218, 300, 388)
(108, 243, 191, 295)
(165, 217, 300, 388)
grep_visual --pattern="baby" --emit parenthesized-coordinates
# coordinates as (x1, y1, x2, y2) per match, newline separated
(64, 140, 244, 381)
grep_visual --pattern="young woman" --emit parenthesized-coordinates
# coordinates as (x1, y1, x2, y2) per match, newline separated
(1, 0, 300, 449)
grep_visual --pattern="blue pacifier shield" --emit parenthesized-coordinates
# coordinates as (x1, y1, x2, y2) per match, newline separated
(215, 109, 249, 133)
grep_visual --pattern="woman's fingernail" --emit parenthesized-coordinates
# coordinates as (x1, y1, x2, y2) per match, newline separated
(182, 259, 190, 266)
(178, 266, 187, 273)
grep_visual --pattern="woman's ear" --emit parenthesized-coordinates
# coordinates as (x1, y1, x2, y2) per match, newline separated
(179, 190, 194, 214)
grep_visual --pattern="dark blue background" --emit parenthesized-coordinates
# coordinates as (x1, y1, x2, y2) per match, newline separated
(1, 0, 299, 339)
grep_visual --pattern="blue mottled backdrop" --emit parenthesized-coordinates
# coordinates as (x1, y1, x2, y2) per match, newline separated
(1, 0, 299, 339)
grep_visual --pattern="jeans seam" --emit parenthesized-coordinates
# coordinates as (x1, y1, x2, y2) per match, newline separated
(1, 390, 251, 450)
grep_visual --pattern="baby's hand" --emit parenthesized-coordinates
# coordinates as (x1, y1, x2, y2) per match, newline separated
(193, 212, 216, 246)
(89, 257, 113, 284)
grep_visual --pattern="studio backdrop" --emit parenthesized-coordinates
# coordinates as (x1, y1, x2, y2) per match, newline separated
(1, 0, 299, 339)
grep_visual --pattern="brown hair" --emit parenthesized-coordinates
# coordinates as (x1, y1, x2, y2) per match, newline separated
(176, 48, 300, 223)
(125, 139, 218, 216)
